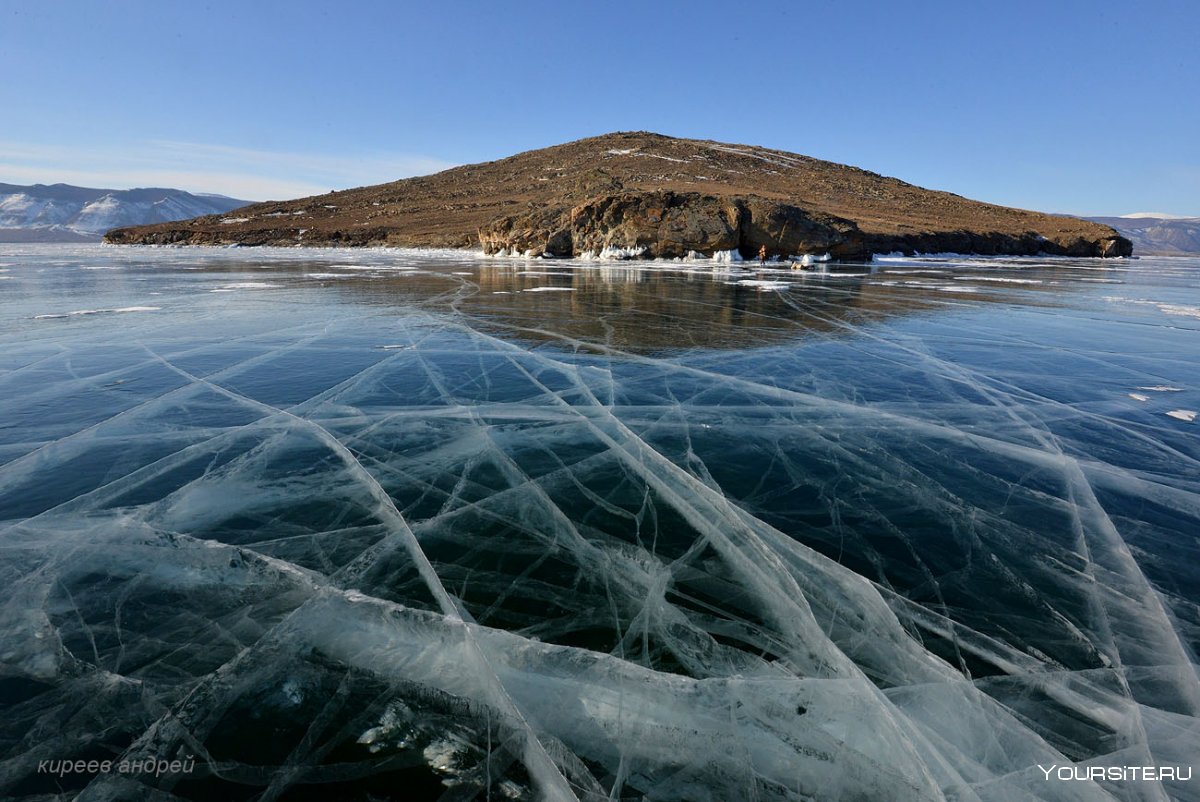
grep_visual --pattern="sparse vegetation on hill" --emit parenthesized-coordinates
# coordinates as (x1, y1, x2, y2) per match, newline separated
(106, 132, 1130, 259)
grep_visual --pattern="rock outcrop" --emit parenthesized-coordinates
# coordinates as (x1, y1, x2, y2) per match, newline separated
(478, 192, 870, 260)
(106, 132, 1132, 259)
(864, 230, 1132, 259)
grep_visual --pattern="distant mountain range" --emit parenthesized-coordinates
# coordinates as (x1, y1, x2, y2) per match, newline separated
(1085, 214, 1200, 255)
(0, 183, 250, 242)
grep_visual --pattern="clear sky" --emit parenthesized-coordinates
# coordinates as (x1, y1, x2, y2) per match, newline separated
(2, 0, 1196, 215)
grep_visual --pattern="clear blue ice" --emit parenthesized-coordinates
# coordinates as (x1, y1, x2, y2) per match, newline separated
(0, 245, 1197, 801)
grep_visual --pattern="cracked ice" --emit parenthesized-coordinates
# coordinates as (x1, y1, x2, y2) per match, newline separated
(0, 245, 1198, 801)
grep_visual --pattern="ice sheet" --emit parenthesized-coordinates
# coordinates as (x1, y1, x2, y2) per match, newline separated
(0, 245, 1197, 801)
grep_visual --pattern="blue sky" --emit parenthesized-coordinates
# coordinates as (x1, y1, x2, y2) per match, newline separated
(2, 0, 1196, 215)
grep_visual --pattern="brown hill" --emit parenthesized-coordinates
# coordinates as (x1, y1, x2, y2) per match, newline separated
(104, 132, 1130, 259)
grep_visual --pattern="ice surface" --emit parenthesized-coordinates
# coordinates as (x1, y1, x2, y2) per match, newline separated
(32, 306, 161, 319)
(0, 245, 1198, 801)
(735, 279, 791, 289)
(211, 282, 281, 291)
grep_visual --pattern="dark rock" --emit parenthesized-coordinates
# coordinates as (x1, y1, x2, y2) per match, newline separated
(568, 192, 741, 258)
(478, 207, 568, 255)
(479, 191, 870, 260)
(737, 197, 867, 260)
(862, 230, 1133, 258)
(1099, 236, 1134, 257)
(545, 228, 573, 257)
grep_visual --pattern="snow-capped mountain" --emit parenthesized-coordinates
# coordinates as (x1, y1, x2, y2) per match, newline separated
(0, 183, 251, 241)
(1087, 215, 1200, 255)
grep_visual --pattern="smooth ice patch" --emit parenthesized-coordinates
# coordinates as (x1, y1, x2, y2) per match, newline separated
(735, 279, 790, 289)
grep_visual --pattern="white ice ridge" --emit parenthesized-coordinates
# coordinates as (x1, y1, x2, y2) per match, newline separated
(736, 279, 791, 289)
(211, 281, 281, 291)
(32, 306, 160, 319)
(10, 506, 1191, 801)
(597, 245, 647, 260)
(132, 349, 580, 798)
(0, 517, 1074, 800)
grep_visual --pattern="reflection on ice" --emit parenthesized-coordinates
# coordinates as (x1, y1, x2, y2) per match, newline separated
(0, 245, 1198, 801)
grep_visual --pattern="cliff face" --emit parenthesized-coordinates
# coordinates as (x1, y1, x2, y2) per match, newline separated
(105, 132, 1131, 259)
(479, 192, 870, 260)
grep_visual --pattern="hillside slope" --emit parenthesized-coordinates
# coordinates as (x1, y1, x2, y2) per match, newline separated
(105, 132, 1129, 259)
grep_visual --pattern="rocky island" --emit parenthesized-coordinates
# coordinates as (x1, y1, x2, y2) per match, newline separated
(105, 132, 1131, 259)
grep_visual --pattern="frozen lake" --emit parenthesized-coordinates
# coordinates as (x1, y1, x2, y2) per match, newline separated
(1, 244, 1198, 801)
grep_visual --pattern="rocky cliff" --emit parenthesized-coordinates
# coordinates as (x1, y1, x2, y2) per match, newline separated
(479, 192, 870, 260)
(105, 132, 1130, 259)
